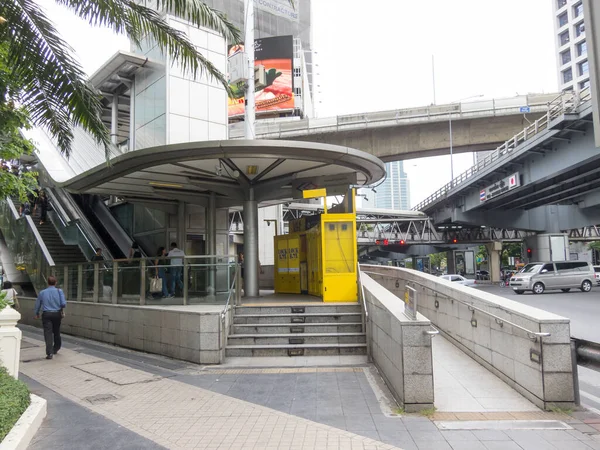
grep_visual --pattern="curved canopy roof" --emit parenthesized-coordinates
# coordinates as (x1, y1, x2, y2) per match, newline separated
(61, 140, 386, 208)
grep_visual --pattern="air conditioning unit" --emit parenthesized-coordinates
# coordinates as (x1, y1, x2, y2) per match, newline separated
(228, 51, 247, 85)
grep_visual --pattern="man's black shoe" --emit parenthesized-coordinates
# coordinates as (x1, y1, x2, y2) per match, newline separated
(46, 354, 53, 360)
(53, 350, 59, 354)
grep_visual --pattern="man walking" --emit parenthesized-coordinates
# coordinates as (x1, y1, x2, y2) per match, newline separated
(34, 276, 67, 359)
(167, 242, 185, 297)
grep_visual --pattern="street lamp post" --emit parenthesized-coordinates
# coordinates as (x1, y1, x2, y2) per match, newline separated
(448, 94, 484, 187)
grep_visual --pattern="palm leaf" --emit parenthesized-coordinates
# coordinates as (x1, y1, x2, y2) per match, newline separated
(1, 0, 110, 156)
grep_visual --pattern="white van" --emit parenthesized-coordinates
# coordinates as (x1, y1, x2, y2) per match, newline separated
(509, 261, 595, 294)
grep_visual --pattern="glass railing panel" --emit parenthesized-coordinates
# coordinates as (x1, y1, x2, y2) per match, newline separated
(143, 260, 184, 305)
(116, 262, 143, 305)
(187, 256, 234, 304)
(98, 264, 114, 304)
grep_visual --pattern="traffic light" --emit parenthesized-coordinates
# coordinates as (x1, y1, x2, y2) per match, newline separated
(452, 238, 458, 244)
(375, 239, 389, 246)
(383, 239, 389, 246)
(527, 248, 533, 257)
(399, 239, 405, 245)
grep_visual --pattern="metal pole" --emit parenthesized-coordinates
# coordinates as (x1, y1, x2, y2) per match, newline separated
(111, 94, 118, 145)
(243, 188, 259, 297)
(431, 55, 436, 105)
(244, 0, 255, 140)
(571, 339, 581, 406)
(207, 192, 217, 295)
(449, 111, 454, 186)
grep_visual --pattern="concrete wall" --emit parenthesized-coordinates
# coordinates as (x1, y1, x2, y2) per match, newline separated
(362, 265, 575, 410)
(18, 298, 229, 365)
(362, 273, 434, 412)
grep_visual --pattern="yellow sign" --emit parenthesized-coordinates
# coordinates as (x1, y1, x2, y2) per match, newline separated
(404, 291, 409, 304)
(302, 188, 327, 199)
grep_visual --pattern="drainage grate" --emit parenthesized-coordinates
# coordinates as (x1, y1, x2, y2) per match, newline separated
(291, 307, 305, 314)
(290, 327, 304, 333)
(291, 317, 305, 324)
(83, 394, 120, 405)
(288, 349, 304, 357)
(289, 338, 305, 345)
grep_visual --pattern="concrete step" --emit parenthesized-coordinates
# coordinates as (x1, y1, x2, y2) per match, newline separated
(227, 333, 366, 345)
(225, 343, 367, 357)
(232, 323, 363, 334)
(233, 312, 362, 325)
(235, 304, 361, 315)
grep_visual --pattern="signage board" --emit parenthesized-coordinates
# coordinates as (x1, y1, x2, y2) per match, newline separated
(404, 285, 417, 320)
(520, 106, 531, 113)
(228, 35, 295, 118)
(479, 173, 520, 203)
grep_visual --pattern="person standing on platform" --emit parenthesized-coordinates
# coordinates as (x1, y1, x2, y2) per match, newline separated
(34, 276, 66, 360)
(167, 242, 185, 297)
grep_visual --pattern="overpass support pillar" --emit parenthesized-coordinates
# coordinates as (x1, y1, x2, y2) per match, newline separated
(485, 241, 502, 283)
(446, 251, 456, 274)
(243, 189, 260, 298)
(524, 234, 569, 262)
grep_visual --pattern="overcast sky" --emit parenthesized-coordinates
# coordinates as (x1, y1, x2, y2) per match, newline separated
(39, 0, 558, 206)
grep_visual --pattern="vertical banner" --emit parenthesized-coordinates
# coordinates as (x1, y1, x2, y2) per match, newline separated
(228, 35, 295, 118)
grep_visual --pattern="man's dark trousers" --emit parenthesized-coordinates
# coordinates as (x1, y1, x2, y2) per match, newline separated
(42, 311, 62, 356)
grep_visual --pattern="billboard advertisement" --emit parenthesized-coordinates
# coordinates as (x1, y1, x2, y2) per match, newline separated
(228, 35, 295, 118)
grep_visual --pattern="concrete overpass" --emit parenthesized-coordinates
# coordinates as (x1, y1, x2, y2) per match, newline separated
(229, 93, 559, 161)
(413, 88, 600, 235)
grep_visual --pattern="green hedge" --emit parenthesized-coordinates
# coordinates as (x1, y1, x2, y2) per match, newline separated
(0, 366, 30, 442)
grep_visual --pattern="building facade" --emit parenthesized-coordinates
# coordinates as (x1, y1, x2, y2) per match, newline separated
(364, 161, 410, 211)
(553, 0, 589, 92)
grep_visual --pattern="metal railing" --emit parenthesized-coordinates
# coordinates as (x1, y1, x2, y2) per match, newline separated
(0, 198, 55, 291)
(363, 271, 551, 342)
(229, 93, 557, 140)
(413, 88, 592, 212)
(49, 255, 238, 306)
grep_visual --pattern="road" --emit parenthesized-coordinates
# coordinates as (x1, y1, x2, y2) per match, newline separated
(478, 284, 600, 413)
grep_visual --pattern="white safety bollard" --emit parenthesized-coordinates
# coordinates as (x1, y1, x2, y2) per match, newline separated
(0, 306, 22, 378)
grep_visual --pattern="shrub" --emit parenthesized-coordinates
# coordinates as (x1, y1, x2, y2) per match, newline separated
(0, 366, 30, 441)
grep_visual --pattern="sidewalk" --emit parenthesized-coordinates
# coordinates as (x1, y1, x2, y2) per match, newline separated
(18, 325, 600, 450)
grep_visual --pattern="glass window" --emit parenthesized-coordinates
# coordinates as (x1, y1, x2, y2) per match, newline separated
(561, 49, 571, 65)
(577, 40, 587, 57)
(579, 59, 589, 76)
(557, 0, 567, 8)
(576, 21, 585, 37)
(574, 2, 584, 17)
(560, 30, 570, 46)
(580, 79, 590, 89)
(541, 263, 555, 273)
(558, 12, 569, 28)
(563, 67, 573, 83)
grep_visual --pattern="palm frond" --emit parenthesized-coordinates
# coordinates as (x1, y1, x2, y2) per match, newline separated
(1, 0, 110, 156)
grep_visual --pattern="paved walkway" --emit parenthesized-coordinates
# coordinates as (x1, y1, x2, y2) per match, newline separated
(433, 337, 538, 413)
(17, 325, 600, 450)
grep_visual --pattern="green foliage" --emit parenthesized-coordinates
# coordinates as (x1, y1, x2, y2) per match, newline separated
(0, 366, 31, 441)
(0, 42, 38, 201)
(418, 406, 437, 417)
(501, 242, 522, 266)
(589, 241, 600, 252)
(0, 0, 242, 157)
(429, 252, 447, 270)
(0, 291, 7, 310)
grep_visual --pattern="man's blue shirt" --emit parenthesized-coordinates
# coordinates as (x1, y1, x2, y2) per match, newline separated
(35, 286, 66, 315)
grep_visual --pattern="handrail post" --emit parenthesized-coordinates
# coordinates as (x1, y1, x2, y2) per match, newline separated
(236, 263, 242, 306)
(183, 258, 189, 305)
(63, 266, 69, 300)
(77, 264, 83, 301)
(112, 261, 118, 304)
(140, 259, 146, 305)
(93, 262, 99, 303)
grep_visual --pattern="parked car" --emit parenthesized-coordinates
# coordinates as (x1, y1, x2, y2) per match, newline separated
(594, 266, 600, 286)
(509, 261, 595, 294)
(439, 274, 478, 287)
(476, 270, 490, 280)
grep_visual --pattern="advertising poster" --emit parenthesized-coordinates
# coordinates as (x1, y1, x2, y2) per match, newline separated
(228, 35, 295, 118)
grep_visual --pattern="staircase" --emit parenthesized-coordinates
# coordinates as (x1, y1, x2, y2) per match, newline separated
(226, 303, 367, 357)
(33, 214, 87, 264)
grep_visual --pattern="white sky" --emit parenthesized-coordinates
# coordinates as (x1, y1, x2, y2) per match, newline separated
(39, 0, 558, 206)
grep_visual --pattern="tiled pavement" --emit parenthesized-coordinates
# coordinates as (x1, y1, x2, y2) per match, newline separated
(17, 325, 600, 450)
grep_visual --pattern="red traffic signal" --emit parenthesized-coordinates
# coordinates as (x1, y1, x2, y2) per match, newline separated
(383, 239, 389, 246)
(399, 239, 405, 245)
(452, 238, 458, 244)
(527, 248, 532, 256)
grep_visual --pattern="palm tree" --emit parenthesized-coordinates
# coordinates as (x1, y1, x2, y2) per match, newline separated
(0, 0, 241, 157)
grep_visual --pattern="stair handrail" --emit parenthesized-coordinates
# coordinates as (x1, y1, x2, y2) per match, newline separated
(5, 197, 55, 266)
(221, 262, 240, 320)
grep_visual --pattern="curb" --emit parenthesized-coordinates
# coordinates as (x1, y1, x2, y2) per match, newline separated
(0, 394, 47, 450)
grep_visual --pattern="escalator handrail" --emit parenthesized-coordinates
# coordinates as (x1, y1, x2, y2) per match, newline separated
(6, 197, 56, 266)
